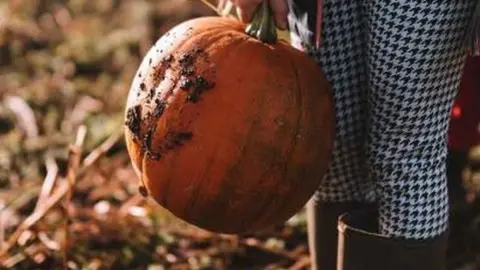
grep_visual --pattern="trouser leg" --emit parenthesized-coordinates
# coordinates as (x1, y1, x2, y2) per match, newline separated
(288, 1, 373, 269)
(337, 2, 476, 270)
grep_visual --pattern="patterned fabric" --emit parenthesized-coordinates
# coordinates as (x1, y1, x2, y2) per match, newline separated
(288, 0, 476, 239)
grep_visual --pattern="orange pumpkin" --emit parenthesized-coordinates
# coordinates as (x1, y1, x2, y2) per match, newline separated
(124, 3, 334, 234)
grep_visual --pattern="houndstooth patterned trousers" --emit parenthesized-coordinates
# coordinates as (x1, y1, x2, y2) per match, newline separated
(288, 0, 477, 239)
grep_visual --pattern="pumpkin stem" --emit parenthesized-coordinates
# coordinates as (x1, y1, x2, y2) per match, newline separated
(245, 0, 278, 43)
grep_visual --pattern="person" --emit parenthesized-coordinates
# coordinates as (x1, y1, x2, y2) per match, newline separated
(225, 0, 480, 269)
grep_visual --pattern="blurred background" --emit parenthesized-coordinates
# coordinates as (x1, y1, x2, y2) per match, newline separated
(0, 0, 479, 269)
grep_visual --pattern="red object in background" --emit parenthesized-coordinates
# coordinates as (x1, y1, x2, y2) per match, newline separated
(448, 56, 480, 151)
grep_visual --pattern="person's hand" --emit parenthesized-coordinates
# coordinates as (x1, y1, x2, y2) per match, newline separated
(230, 0, 288, 30)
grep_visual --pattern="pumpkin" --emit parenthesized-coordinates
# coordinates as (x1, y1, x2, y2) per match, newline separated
(124, 1, 334, 234)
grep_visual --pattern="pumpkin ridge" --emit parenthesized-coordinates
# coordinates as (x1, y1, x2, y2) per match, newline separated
(149, 81, 186, 205)
(271, 52, 329, 225)
(139, 54, 186, 201)
(162, 35, 248, 213)
(218, 87, 268, 232)
(185, 42, 270, 231)
(140, 78, 181, 202)
(140, 150, 150, 197)
(272, 54, 309, 223)
(155, 31, 249, 210)
(247, 46, 304, 230)
(180, 37, 253, 221)
(223, 59, 280, 231)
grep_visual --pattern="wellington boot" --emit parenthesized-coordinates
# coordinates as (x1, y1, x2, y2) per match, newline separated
(337, 208, 448, 270)
(307, 200, 376, 270)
